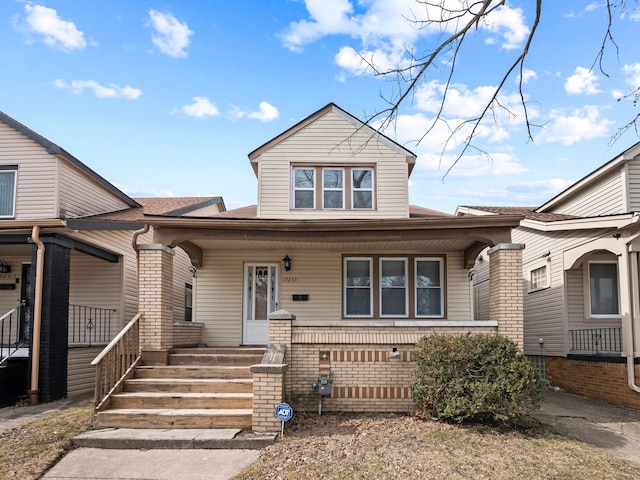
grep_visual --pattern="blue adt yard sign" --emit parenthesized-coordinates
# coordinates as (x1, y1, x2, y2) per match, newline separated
(275, 402, 293, 421)
(275, 402, 293, 435)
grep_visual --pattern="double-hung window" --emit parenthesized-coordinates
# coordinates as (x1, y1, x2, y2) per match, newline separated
(380, 258, 407, 316)
(352, 168, 373, 209)
(344, 256, 445, 318)
(293, 168, 315, 209)
(415, 258, 444, 317)
(0, 167, 17, 218)
(588, 261, 620, 317)
(323, 168, 344, 209)
(344, 258, 372, 317)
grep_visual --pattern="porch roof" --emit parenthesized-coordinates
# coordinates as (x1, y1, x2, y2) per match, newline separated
(140, 209, 524, 269)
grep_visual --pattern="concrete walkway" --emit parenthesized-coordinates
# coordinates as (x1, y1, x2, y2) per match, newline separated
(534, 389, 640, 468)
(3, 389, 640, 478)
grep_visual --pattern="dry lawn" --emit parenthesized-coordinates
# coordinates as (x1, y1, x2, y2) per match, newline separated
(233, 412, 640, 480)
(0, 402, 94, 480)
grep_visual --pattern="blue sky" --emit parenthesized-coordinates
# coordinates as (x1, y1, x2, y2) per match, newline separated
(1, 1, 639, 214)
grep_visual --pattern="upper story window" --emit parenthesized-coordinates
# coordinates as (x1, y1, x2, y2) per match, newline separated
(0, 167, 17, 219)
(293, 168, 315, 209)
(352, 169, 373, 209)
(323, 168, 344, 209)
(588, 261, 620, 317)
(292, 165, 375, 211)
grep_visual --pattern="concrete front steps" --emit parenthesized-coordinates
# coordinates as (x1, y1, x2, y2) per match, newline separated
(95, 347, 264, 430)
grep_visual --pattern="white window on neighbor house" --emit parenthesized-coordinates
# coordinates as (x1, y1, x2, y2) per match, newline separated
(380, 258, 408, 317)
(344, 257, 372, 317)
(352, 168, 373, 209)
(588, 261, 620, 317)
(293, 168, 315, 209)
(415, 258, 444, 317)
(0, 167, 17, 218)
(322, 168, 344, 209)
(185, 284, 193, 322)
(529, 259, 551, 292)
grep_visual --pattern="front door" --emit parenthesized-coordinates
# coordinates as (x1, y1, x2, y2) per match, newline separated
(243, 263, 279, 345)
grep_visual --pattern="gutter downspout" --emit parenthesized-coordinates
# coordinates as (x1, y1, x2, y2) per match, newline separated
(625, 248, 640, 394)
(29, 226, 45, 405)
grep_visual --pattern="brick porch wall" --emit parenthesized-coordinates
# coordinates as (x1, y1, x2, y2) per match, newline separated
(172, 321, 204, 347)
(286, 326, 497, 413)
(547, 356, 640, 410)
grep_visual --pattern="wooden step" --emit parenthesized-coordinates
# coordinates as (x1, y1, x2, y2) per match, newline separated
(168, 353, 264, 367)
(134, 365, 253, 379)
(124, 378, 253, 394)
(95, 408, 253, 429)
(109, 392, 253, 409)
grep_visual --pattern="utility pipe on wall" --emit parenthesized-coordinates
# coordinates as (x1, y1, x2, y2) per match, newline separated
(29, 226, 45, 405)
(625, 248, 640, 394)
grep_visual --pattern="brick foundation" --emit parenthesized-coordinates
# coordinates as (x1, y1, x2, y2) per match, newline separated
(547, 356, 640, 410)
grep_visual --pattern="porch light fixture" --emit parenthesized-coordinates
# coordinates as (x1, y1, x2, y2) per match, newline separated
(282, 254, 292, 271)
(0, 260, 10, 273)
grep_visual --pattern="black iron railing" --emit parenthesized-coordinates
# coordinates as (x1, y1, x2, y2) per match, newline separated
(569, 327, 622, 355)
(0, 304, 24, 366)
(69, 305, 116, 346)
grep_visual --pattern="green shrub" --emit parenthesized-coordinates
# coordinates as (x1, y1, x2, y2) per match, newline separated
(411, 334, 544, 423)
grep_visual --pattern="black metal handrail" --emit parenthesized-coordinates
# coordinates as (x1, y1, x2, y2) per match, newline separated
(0, 304, 24, 367)
(569, 327, 622, 354)
(69, 305, 116, 346)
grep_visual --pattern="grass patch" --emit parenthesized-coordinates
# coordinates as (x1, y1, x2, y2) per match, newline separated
(0, 402, 94, 480)
(232, 412, 640, 480)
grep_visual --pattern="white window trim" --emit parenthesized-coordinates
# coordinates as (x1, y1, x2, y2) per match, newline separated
(344, 257, 373, 318)
(528, 258, 551, 293)
(0, 168, 17, 219)
(587, 260, 621, 319)
(292, 167, 315, 209)
(352, 168, 374, 210)
(322, 167, 345, 210)
(415, 257, 444, 318)
(379, 257, 408, 318)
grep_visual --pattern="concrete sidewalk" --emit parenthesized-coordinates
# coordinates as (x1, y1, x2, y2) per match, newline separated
(534, 389, 640, 468)
(3, 389, 640, 478)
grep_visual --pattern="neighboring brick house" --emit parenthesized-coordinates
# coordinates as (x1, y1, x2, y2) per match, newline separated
(457, 142, 640, 410)
(136, 103, 525, 419)
(0, 111, 223, 406)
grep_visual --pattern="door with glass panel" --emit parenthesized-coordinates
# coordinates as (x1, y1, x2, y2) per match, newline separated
(243, 263, 279, 345)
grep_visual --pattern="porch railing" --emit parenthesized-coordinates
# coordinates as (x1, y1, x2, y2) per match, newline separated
(569, 327, 623, 355)
(91, 313, 142, 411)
(69, 304, 116, 346)
(0, 304, 24, 367)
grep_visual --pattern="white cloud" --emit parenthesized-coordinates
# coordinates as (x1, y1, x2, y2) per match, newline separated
(335, 45, 405, 76)
(518, 68, 537, 84)
(248, 102, 279, 122)
(179, 97, 219, 118)
(280, 0, 530, 55)
(53, 79, 141, 99)
(148, 10, 193, 58)
(536, 105, 613, 145)
(622, 63, 640, 88)
(565, 66, 601, 95)
(232, 102, 279, 122)
(18, 4, 86, 52)
(118, 185, 175, 197)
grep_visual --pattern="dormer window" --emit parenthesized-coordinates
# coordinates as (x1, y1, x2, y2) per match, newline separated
(323, 168, 344, 209)
(352, 169, 373, 209)
(0, 167, 17, 218)
(292, 165, 375, 210)
(293, 168, 315, 209)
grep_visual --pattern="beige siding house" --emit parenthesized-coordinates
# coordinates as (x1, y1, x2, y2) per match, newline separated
(458, 142, 640, 410)
(134, 104, 525, 427)
(0, 111, 223, 406)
